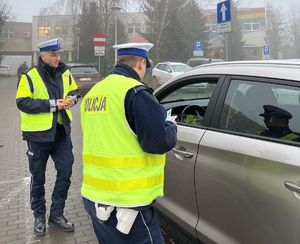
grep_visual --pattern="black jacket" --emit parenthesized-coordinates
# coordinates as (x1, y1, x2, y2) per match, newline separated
(112, 64, 177, 154)
(16, 58, 79, 142)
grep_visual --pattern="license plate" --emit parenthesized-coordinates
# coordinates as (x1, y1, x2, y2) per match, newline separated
(80, 77, 92, 81)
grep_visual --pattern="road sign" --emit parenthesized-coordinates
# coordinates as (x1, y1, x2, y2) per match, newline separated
(93, 33, 106, 46)
(95, 46, 105, 56)
(194, 40, 204, 56)
(264, 46, 270, 56)
(217, 0, 232, 33)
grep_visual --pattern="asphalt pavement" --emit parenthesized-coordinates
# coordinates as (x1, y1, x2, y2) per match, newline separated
(0, 75, 98, 244)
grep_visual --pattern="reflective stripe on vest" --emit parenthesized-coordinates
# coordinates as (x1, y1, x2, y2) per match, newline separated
(80, 74, 166, 207)
(281, 133, 300, 141)
(18, 67, 73, 132)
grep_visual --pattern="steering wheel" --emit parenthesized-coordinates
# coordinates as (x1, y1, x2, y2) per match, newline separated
(180, 105, 206, 125)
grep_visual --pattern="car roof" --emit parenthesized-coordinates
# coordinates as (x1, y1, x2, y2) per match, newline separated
(67, 63, 95, 67)
(175, 60, 300, 82)
(157, 62, 187, 66)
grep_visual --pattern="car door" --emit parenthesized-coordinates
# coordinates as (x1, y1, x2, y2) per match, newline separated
(155, 64, 166, 84)
(163, 64, 173, 81)
(195, 76, 300, 244)
(154, 75, 224, 243)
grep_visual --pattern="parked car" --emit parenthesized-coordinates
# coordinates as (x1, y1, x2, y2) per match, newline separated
(152, 62, 191, 84)
(67, 63, 101, 95)
(0, 64, 11, 77)
(154, 61, 300, 244)
(186, 57, 224, 67)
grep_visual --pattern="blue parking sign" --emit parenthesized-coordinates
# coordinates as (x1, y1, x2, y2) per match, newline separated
(264, 46, 270, 56)
(194, 40, 202, 51)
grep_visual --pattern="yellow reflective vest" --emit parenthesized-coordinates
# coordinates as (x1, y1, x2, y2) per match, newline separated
(81, 74, 166, 207)
(16, 67, 77, 132)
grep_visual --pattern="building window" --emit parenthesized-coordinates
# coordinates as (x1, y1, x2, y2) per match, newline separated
(0, 28, 14, 40)
(54, 25, 68, 35)
(243, 23, 260, 32)
(38, 26, 50, 37)
(127, 23, 142, 34)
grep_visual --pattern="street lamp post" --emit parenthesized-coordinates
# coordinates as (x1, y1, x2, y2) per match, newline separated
(111, 6, 122, 64)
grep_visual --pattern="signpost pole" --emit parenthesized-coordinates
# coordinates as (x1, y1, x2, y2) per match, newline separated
(99, 56, 101, 73)
(225, 32, 228, 61)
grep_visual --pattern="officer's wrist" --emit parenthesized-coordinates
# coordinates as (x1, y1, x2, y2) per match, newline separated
(49, 99, 57, 112)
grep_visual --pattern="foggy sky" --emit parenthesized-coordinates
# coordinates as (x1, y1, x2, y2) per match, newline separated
(4, 0, 300, 23)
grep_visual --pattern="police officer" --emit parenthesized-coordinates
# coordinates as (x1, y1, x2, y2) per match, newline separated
(81, 43, 177, 243)
(16, 38, 79, 236)
(259, 105, 300, 141)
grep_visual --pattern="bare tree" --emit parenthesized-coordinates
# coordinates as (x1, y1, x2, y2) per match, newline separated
(265, 3, 285, 59)
(0, 1, 10, 63)
(288, 4, 300, 58)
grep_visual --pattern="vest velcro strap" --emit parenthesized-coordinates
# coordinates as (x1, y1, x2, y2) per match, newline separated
(82, 154, 165, 169)
(83, 173, 163, 192)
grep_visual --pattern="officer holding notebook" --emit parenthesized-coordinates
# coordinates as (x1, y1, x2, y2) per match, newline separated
(16, 38, 80, 236)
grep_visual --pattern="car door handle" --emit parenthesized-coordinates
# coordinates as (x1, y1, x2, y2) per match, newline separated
(172, 148, 194, 158)
(284, 181, 300, 193)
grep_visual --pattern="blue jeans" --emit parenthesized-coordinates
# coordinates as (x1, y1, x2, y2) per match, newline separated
(83, 197, 165, 244)
(27, 136, 74, 218)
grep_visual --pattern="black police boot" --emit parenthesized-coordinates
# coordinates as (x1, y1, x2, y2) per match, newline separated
(34, 216, 46, 236)
(48, 215, 75, 232)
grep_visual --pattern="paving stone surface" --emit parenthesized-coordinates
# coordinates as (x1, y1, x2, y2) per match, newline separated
(0, 76, 98, 244)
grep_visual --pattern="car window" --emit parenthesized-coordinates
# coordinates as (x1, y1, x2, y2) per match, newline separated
(159, 81, 217, 126)
(171, 64, 190, 72)
(165, 65, 171, 72)
(219, 79, 300, 143)
(70, 66, 97, 74)
(156, 64, 162, 70)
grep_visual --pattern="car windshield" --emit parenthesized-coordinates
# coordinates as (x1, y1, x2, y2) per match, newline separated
(70, 66, 97, 74)
(171, 64, 191, 72)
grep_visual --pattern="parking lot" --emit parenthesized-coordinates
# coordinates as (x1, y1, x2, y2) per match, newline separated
(0, 76, 98, 244)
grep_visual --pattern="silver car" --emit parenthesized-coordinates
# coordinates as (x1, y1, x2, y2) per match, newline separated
(0, 65, 11, 77)
(154, 61, 300, 244)
(152, 62, 191, 84)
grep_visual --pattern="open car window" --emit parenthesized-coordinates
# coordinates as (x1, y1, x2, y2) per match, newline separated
(159, 80, 218, 127)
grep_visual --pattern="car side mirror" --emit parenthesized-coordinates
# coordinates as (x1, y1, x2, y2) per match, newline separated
(166, 69, 172, 73)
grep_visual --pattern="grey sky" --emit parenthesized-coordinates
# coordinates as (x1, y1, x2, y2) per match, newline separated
(3, 0, 300, 23)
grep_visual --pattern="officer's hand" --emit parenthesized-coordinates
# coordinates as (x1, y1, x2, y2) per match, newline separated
(56, 99, 70, 110)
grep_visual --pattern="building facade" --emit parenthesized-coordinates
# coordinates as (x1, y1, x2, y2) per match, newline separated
(0, 22, 32, 74)
(32, 15, 76, 64)
(205, 7, 267, 60)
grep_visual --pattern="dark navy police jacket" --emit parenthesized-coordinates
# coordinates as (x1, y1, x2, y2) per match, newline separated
(111, 63, 177, 155)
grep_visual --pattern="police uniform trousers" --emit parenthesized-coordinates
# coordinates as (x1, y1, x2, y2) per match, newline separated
(83, 197, 165, 244)
(26, 131, 74, 218)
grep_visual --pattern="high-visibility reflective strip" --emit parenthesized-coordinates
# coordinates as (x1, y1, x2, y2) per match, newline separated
(83, 174, 163, 192)
(83, 164, 165, 180)
(281, 133, 300, 141)
(81, 184, 164, 207)
(82, 154, 165, 169)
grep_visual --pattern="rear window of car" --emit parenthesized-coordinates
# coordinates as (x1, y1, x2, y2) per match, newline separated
(219, 79, 300, 144)
(187, 59, 209, 67)
(70, 66, 97, 74)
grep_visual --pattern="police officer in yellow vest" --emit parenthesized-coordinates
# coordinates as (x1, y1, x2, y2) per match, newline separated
(259, 105, 300, 141)
(81, 43, 177, 243)
(16, 38, 79, 236)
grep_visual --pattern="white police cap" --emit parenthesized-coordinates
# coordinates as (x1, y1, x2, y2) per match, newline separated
(113, 43, 153, 67)
(37, 38, 63, 52)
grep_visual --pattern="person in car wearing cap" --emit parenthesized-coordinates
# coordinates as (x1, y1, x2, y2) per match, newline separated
(80, 43, 177, 243)
(258, 105, 300, 141)
(16, 38, 80, 236)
